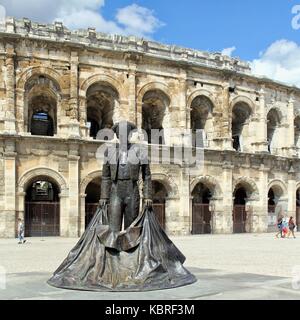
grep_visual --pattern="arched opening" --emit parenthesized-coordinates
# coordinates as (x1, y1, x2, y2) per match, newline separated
(152, 181, 168, 229)
(267, 109, 282, 154)
(294, 116, 300, 154)
(85, 178, 101, 228)
(192, 182, 213, 235)
(25, 178, 60, 237)
(142, 90, 169, 145)
(86, 83, 118, 139)
(296, 188, 300, 231)
(232, 102, 252, 152)
(26, 75, 59, 136)
(268, 185, 285, 232)
(31, 110, 54, 136)
(191, 96, 214, 148)
(268, 188, 277, 232)
(233, 186, 247, 233)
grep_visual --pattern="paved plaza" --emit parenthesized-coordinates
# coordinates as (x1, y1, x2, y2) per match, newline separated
(1, 233, 300, 300)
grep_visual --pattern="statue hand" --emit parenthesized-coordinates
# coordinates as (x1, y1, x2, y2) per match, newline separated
(144, 199, 153, 208)
(99, 199, 108, 207)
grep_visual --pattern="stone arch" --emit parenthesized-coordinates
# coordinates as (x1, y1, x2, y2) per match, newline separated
(267, 106, 284, 121)
(138, 83, 171, 144)
(190, 176, 222, 198)
(187, 89, 216, 110)
(267, 107, 284, 153)
(80, 170, 102, 195)
(233, 177, 259, 200)
(137, 82, 171, 106)
(139, 173, 179, 199)
(268, 179, 287, 198)
(230, 95, 255, 113)
(231, 97, 254, 152)
(17, 69, 63, 135)
(17, 66, 63, 92)
(80, 74, 124, 99)
(79, 75, 123, 137)
(18, 167, 68, 195)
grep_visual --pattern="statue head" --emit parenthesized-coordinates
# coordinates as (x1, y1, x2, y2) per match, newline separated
(112, 121, 137, 146)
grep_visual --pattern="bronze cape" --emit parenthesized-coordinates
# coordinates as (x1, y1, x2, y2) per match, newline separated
(47, 205, 197, 292)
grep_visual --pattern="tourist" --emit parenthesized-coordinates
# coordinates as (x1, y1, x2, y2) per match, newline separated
(276, 216, 283, 238)
(17, 219, 26, 244)
(281, 216, 289, 238)
(287, 216, 296, 239)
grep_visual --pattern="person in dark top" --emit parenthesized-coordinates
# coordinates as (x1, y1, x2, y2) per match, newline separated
(287, 216, 296, 239)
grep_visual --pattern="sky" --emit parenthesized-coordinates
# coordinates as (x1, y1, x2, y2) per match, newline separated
(1, 0, 300, 87)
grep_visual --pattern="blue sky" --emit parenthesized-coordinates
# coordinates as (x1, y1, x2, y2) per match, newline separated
(102, 0, 299, 61)
(2, 0, 300, 86)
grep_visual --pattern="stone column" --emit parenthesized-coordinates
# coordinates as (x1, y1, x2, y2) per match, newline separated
(164, 197, 181, 236)
(4, 45, 16, 134)
(59, 192, 69, 237)
(1, 141, 17, 238)
(79, 95, 89, 138)
(257, 162, 269, 232)
(221, 84, 233, 150)
(79, 193, 87, 236)
(179, 166, 192, 235)
(16, 88, 25, 134)
(284, 96, 297, 157)
(68, 145, 80, 237)
(67, 51, 81, 138)
(288, 168, 297, 219)
(252, 87, 269, 153)
(169, 70, 187, 146)
(210, 197, 224, 234)
(127, 64, 137, 125)
(221, 157, 234, 233)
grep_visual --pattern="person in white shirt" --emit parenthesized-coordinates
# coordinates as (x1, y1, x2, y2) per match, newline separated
(17, 219, 26, 244)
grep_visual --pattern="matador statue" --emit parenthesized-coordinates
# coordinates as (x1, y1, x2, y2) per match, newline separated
(48, 121, 196, 292)
(99, 121, 153, 232)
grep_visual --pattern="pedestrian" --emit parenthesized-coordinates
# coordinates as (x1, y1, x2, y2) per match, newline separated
(276, 216, 283, 238)
(17, 218, 26, 244)
(287, 216, 296, 239)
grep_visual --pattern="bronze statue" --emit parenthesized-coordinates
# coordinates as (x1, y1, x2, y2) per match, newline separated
(100, 121, 152, 231)
(48, 121, 196, 292)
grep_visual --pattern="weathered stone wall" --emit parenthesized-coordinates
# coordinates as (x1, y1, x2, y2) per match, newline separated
(0, 18, 300, 237)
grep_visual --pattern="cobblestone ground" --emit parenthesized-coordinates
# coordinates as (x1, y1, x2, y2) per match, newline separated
(1, 233, 300, 300)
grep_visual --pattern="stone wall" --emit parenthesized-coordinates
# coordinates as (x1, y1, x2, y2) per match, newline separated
(0, 18, 300, 237)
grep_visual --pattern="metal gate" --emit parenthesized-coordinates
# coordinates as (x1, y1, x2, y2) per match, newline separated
(192, 204, 212, 235)
(233, 205, 247, 233)
(153, 204, 166, 229)
(85, 203, 99, 228)
(25, 202, 60, 237)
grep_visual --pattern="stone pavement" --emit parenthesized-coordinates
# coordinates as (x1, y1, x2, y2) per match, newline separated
(1, 233, 300, 300)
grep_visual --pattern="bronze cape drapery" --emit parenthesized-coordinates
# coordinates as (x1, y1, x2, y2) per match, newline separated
(47, 205, 197, 292)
